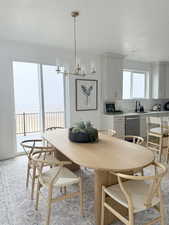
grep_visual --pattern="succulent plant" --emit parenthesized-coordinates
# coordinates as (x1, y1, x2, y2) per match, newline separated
(71, 121, 98, 142)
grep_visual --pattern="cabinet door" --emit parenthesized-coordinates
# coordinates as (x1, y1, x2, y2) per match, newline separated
(101, 55, 123, 101)
(113, 117, 125, 138)
(140, 115, 147, 138)
(101, 116, 114, 130)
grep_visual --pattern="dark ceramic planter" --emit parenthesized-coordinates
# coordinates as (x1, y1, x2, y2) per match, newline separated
(69, 128, 98, 143)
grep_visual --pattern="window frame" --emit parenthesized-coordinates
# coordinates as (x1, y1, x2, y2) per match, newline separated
(123, 69, 148, 100)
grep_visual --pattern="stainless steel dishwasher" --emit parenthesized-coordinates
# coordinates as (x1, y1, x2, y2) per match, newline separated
(125, 115, 140, 136)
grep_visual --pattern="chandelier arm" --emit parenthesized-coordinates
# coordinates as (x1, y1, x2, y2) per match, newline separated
(56, 11, 96, 76)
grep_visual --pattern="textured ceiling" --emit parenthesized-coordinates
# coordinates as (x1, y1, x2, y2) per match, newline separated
(1, 0, 169, 61)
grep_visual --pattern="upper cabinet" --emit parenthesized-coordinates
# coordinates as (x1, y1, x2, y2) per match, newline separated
(101, 54, 124, 102)
(152, 62, 169, 99)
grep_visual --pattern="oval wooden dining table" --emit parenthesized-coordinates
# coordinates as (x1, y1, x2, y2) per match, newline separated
(44, 129, 154, 225)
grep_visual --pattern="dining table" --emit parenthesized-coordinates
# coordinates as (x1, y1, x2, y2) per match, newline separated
(44, 129, 154, 225)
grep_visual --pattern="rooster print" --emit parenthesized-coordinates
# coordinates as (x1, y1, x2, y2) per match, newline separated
(81, 85, 93, 105)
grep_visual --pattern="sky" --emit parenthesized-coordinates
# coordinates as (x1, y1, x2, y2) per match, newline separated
(13, 62, 64, 114)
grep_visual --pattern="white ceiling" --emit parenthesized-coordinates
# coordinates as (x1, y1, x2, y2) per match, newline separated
(1, 0, 169, 61)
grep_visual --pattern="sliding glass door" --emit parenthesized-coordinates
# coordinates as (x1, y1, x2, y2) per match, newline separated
(42, 65, 65, 130)
(13, 62, 65, 152)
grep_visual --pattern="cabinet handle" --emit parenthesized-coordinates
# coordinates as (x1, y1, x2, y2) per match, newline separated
(125, 117, 138, 120)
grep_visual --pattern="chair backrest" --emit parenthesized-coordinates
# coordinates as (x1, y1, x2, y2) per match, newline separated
(99, 129, 117, 136)
(112, 162, 167, 208)
(146, 116, 169, 134)
(46, 127, 64, 131)
(32, 150, 71, 185)
(125, 135, 144, 145)
(20, 139, 55, 160)
(148, 116, 162, 125)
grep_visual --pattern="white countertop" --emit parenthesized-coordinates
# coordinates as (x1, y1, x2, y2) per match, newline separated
(104, 110, 169, 117)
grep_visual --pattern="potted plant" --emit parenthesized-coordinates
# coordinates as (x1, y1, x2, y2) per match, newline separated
(69, 121, 98, 143)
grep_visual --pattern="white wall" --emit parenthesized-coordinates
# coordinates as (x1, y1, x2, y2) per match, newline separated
(0, 40, 168, 160)
(0, 40, 100, 160)
(0, 49, 16, 160)
(123, 59, 153, 72)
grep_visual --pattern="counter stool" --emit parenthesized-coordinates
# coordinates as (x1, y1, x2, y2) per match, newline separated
(147, 116, 169, 162)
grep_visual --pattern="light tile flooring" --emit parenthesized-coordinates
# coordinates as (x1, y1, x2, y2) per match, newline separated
(1, 156, 169, 225)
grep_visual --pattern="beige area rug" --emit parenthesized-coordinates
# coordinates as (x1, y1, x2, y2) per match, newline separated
(0, 156, 169, 225)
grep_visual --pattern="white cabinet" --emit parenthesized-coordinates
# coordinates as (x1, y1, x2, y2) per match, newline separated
(152, 62, 169, 99)
(140, 115, 147, 138)
(102, 111, 169, 140)
(113, 116, 125, 138)
(165, 64, 169, 98)
(101, 54, 124, 101)
(102, 115, 125, 138)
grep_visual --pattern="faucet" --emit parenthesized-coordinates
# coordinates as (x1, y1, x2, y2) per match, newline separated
(135, 101, 144, 113)
(135, 101, 141, 112)
(135, 101, 138, 112)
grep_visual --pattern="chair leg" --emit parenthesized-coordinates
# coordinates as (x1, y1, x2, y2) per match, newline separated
(79, 178, 83, 217)
(141, 169, 144, 176)
(146, 135, 149, 148)
(159, 137, 163, 162)
(101, 187, 105, 225)
(35, 180, 41, 210)
(166, 140, 169, 163)
(26, 164, 30, 188)
(46, 187, 53, 225)
(31, 165, 36, 200)
(167, 149, 169, 163)
(160, 194, 165, 225)
(64, 186, 67, 194)
(128, 207, 134, 225)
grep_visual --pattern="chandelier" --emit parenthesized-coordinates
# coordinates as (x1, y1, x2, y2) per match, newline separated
(56, 11, 96, 76)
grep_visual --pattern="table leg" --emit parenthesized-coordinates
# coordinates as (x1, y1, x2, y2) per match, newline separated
(55, 148, 80, 171)
(94, 170, 128, 225)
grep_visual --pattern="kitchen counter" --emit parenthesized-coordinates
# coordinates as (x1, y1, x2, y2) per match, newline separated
(102, 111, 169, 138)
(104, 110, 169, 117)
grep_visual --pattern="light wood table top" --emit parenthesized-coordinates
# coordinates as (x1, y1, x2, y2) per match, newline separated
(44, 129, 154, 172)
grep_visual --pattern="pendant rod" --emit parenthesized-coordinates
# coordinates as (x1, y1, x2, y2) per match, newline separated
(74, 15, 77, 66)
(72, 11, 79, 68)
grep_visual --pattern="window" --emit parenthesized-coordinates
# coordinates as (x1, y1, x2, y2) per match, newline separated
(123, 70, 147, 99)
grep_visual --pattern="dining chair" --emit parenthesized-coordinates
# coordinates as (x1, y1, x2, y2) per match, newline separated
(125, 135, 144, 145)
(20, 139, 59, 199)
(101, 162, 167, 225)
(99, 129, 117, 136)
(124, 135, 144, 175)
(46, 126, 64, 131)
(147, 116, 169, 161)
(32, 150, 83, 225)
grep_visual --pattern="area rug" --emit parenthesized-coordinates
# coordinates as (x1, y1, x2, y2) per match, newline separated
(0, 156, 169, 225)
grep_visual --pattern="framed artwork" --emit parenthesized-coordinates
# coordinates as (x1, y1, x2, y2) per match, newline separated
(75, 79, 98, 111)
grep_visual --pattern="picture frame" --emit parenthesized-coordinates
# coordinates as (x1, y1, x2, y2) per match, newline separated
(75, 79, 98, 111)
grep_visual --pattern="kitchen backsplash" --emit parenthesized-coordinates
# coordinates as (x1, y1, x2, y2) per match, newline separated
(115, 99, 169, 113)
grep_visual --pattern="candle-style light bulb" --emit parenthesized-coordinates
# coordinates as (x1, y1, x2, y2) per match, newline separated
(56, 65, 61, 73)
(81, 65, 86, 76)
(90, 62, 96, 74)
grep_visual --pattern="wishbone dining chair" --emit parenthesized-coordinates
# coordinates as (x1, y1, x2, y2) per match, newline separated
(101, 161, 167, 225)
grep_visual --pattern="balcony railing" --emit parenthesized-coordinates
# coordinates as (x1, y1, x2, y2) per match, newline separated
(16, 111, 64, 135)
